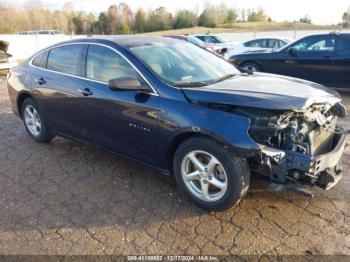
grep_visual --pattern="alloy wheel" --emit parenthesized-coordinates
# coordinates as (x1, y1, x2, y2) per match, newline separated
(181, 150, 228, 202)
(24, 105, 42, 137)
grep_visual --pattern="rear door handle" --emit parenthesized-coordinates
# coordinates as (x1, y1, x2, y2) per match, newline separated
(77, 88, 93, 96)
(285, 60, 295, 64)
(323, 54, 331, 59)
(35, 77, 46, 85)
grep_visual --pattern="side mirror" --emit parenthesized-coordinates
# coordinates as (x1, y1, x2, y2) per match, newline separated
(108, 76, 151, 93)
(288, 47, 298, 57)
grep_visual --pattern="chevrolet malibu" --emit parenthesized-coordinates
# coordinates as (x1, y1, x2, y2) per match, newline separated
(7, 36, 348, 211)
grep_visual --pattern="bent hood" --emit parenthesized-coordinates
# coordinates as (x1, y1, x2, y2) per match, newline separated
(0, 40, 9, 53)
(0, 40, 9, 60)
(182, 73, 342, 110)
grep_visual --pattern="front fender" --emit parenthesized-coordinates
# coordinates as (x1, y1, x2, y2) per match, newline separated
(157, 98, 260, 170)
(172, 112, 259, 156)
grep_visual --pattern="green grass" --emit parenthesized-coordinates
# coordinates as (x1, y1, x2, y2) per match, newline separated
(141, 22, 339, 35)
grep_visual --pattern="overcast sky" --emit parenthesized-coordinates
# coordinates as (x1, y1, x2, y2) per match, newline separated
(15, 0, 350, 25)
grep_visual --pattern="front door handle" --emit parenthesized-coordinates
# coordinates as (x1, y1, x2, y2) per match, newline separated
(285, 60, 295, 64)
(323, 54, 331, 59)
(77, 88, 93, 96)
(35, 77, 46, 85)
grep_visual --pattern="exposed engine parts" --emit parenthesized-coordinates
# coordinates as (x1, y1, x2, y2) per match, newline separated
(246, 102, 346, 189)
(247, 103, 345, 156)
(196, 100, 347, 190)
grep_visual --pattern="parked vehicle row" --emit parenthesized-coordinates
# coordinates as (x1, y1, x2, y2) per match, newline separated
(229, 32, 350, 90)
(192, 34, 291, 57)
(7, 36, 348, 210)
(165, 34, 291, 59)
(17, 30, 64, 35)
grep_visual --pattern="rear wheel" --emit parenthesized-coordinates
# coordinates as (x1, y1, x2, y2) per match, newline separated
(22, 97, 54, 143)
(173, 137, 250, 211)
(240, 62, 261, 73)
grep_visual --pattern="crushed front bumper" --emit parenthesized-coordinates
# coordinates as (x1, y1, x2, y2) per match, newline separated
(260, 133, 347, 190)
(311, 134, 346, 189)
(0, 61, 17, 72)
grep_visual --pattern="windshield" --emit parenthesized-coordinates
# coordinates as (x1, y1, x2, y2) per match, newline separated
(187, 36, 204, 46)
(130, 41, 239, 86)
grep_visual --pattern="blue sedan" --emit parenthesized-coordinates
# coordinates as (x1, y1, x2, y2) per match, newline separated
(7, 36, 347, 210)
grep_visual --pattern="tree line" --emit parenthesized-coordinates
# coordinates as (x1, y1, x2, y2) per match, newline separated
(343, 9, 350, 27)
(0, 0, 272, 34)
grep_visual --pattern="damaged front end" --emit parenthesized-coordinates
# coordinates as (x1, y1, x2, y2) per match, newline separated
(195, 99, 348, 191)
(244, 102, 348, 190)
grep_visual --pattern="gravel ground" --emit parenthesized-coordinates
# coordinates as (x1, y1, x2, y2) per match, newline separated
(0, 78, 349, 256)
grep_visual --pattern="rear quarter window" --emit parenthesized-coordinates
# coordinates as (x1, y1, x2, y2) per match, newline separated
(243, 40, 253, 47)
(32, 51, 48, 68)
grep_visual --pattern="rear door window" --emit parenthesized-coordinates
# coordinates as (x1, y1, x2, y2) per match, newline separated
(256, 39, 268, 48)
(268, 39, 281, 49)
(47, 45, 84, 75)
(335, 35, 350, 56)
(244, 40, 268, 48)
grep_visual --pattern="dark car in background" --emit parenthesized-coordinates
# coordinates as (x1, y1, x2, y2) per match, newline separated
(229, 32, 350, 90)
(7, 36, 347, 211)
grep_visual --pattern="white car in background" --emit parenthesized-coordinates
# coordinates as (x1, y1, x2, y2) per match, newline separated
(226, 36, 293, 57)
(194, 34, 237, 49)
(17, 30, 64, 35)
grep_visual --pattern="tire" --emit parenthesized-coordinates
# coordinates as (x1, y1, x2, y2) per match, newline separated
(173, 137, 250, 211)
(22, 97, 54, 143)
(240, 62, 261, 73)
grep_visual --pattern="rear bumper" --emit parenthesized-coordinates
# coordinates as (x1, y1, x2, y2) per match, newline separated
(0, 61, 17, 71)
(260, 133, 347, 190)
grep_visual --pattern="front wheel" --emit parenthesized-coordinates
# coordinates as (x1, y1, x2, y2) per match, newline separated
(173, 137, 250, 211)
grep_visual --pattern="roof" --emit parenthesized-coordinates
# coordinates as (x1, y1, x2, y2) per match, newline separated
(67, 35, 179, 48)
(243, 36, 293, 41)
(194, 34, 220, 37)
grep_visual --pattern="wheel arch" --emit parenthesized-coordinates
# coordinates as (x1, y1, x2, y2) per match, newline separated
(166, 129, 258, 174)
(17, 91, 34, 119)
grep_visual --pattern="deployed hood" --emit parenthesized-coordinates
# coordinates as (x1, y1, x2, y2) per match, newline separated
(0, 40, 9, 53)
(182, 73, 342, 111)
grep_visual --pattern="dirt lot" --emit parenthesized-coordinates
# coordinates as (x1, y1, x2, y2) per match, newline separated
(0, 78, 349, 256)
